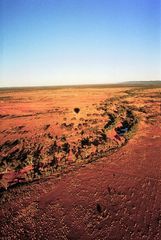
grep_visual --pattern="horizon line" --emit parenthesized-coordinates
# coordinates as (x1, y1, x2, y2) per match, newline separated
(0, 80, 161, 90)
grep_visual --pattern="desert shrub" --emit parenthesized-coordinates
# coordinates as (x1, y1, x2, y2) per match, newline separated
(61, 135, 66, 142)
(18, 149, 29, 161)
(92, 139, 100, 146)
(43, 124, 50, 130)
(61, 123, 74, 130)
(50, 156, 58, 167)
(126, 109, 133, 118)
(138, 107, 147, 113)
(48, 141, 57, 155)
(60, 123, 66, 129)
(78, 123, 82, 129)
(72, 146, 77, 154)
(80, 130, 84, 135)
(33, 145, 43, 158)
(122, 100, 128, 104)
(100, 132, 107, 142)
(0, 139, 21, 152)
(2, 149, 19, 163)
(81, 137, 91, 147)
(124, 116, 139, 140)
(32, 144, 43, 176)
(67, 123, 74, 130)
(71, 117, 76, 120)
(47, 133, 53, 139)
(61, 142, 70, 154)
(15, 150, 30, 169)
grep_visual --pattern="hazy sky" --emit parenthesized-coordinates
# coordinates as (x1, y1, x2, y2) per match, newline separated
(1, 0, 161, 87)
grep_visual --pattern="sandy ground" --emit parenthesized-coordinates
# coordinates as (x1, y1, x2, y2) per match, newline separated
(0, 86, 161, 239)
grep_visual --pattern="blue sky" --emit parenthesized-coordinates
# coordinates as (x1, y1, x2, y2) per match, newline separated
(1, 0, 161, 87)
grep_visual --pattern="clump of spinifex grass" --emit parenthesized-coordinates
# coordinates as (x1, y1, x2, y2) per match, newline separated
(123, 112, 139, 141)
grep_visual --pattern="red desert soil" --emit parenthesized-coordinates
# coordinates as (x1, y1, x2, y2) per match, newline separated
(0, 86, 161, 239)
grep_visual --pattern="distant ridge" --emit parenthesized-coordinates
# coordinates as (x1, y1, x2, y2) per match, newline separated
(119, 80, 161, 86)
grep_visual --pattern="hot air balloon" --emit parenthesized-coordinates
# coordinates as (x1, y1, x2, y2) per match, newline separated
(74, 108, 80, 114)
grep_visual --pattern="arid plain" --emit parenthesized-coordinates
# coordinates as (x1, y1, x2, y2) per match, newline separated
(0, 85, 161, 240)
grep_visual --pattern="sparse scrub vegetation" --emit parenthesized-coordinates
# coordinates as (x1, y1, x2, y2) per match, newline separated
(1, 86, 156, 189)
